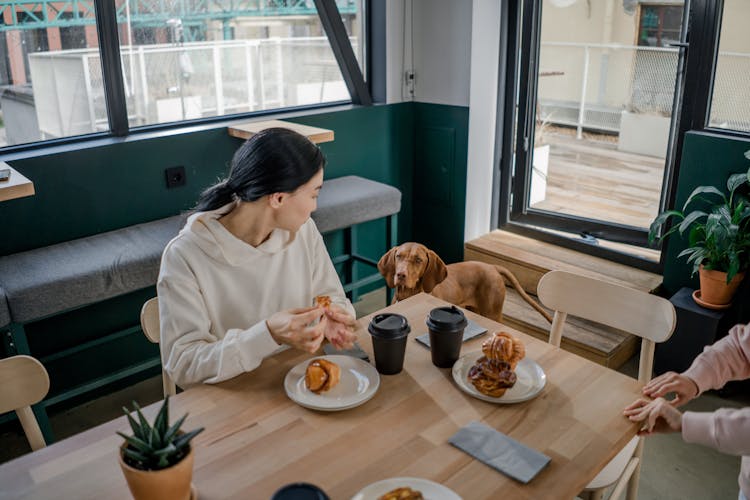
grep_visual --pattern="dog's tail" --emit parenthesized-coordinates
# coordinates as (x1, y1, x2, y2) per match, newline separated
(493, 265, 553, 324)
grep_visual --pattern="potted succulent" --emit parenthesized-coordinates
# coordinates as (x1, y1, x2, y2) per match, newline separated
(118, 396, 204, 500)
(649, 151, 750, 308)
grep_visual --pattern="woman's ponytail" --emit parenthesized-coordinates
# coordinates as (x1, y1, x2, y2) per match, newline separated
(194, 179, 235, 212)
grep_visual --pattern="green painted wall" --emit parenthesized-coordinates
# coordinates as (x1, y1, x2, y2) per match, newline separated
(662, 131, 750, 323)
(0, 102, 470, 408)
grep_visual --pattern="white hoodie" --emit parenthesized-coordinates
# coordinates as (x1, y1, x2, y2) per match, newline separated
(157, 201, 354, 388)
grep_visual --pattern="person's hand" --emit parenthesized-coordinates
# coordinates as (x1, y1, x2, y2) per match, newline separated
(322, 305, 359, 350)
(642, 371, 699, 407)
(266, 307, 326, 353)
(623, 397, 683, 435)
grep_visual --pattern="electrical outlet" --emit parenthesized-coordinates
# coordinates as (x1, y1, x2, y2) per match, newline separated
(165, 166, 186, 188)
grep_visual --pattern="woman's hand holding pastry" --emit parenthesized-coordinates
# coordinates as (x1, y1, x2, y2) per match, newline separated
(266, 307, 326, 353)
(641, 371, 699, 407)
(623, 397, 683, 435)
(322, 306, 358, 350)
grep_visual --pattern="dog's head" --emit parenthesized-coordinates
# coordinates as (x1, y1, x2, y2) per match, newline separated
(377, 242, 448, 298)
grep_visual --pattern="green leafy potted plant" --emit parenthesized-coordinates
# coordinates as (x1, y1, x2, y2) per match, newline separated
(649, 151, 750, 308)
(118, 396, 204, 500)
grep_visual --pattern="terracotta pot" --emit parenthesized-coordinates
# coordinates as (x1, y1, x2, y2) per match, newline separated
(119, 443, 194, 500)
(698, 265, 745, 306)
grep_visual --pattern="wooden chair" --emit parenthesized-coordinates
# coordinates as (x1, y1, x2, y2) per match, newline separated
(537, 270, 676, 500)
(140, 297, 176, 397)
(0, 355, 50, 451)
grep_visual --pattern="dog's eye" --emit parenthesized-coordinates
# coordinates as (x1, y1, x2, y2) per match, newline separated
(414, 257, 422, 264)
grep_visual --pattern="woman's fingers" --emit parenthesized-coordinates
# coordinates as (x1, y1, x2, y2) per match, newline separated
(325, 308, 359, 328)
(623, 398, 650, 413)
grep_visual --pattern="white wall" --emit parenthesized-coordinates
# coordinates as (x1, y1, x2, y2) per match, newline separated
(464, 0, 501, 241)
(386, 0, 472, 106)
(387, 0, 497, 243)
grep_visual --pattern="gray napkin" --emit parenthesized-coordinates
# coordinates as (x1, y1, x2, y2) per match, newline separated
(415, 319, 488, 348)
(323, 341, 370, 362)
(449, 421, 551, 483)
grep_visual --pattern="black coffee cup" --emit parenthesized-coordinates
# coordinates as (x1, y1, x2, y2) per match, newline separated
(271, 482, 329, 500)
(426, 306, 468, 368)
(368, 313, 411, 374)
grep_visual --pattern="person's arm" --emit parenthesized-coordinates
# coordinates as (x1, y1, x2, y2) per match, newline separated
(157, 252, 281, 388)
(683, 407, 750, 456)
(684, 323, 750, 394)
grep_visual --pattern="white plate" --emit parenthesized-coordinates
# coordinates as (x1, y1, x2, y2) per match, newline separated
(452, 353, 547, 404)
(351, 477, 461, 500)
(284, 355, 380, 411)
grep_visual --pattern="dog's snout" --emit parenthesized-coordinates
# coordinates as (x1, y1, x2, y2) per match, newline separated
(396, 271, 406, 280)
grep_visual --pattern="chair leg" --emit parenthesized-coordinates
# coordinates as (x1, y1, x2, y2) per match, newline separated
(385, 213, 397, 307)
(626, 459, 642, 500)
(350, 225, 360, 303)
(9, 323, 55, 444)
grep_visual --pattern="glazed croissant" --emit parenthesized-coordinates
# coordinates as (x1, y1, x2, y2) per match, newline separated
(378, 487, 424, 500)
(481, 332, 526, 369)
(467, 332, 525, 397)
(468, 357, 518, 398)
(305, 359, 341, 394)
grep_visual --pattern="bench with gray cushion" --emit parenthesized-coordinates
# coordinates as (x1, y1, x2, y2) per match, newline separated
(0, 175, 400, 441)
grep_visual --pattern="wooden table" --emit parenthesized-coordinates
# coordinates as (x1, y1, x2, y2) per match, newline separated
(228, 119, 334, 144)
(0, 293, 642, 500)
(0, 162, 34, 202)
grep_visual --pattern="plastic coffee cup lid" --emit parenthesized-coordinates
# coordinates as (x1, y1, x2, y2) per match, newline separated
(368, 313, 411, 338)
(426, 306, 468, 331)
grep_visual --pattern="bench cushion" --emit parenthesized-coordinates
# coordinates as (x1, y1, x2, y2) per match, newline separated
(0, 216, 185, 323)
(0, 287, 9, 328)
(312, 176, 401, 233)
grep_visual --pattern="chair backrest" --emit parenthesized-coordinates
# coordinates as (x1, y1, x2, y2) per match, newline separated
(537, 270, 676, 383)
(0, 355, 50, 450)
(140, 297, 176, 397)
(140, 297, 160, 343)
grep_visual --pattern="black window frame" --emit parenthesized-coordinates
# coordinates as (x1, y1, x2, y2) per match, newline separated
(495, 0, 745, 272)
(0, 0, 375, 155)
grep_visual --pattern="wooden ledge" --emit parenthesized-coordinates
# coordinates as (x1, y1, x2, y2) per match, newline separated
(228, 119, 334, 144)
(0, 163, 34, 202)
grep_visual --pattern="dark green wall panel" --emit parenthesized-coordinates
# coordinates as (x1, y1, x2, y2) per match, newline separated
(663, 131, 750, 295)
(412, 102, 469, 263)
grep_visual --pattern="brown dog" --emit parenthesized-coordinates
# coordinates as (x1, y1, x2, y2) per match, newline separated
(378, 242, 552, 324)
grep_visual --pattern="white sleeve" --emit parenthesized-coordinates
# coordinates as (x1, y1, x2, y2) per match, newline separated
(157, 249, 281, 388)
(309, 224, 356, 318)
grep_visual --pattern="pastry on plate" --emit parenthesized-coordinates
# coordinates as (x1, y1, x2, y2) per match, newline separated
(481, 331, 525, 370)
(467, 356, 518, 398)
(304, 358, 341, 394)
(377, 486, 424, 500)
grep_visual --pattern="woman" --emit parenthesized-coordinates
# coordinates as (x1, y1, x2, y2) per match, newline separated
(624, 323, 750, 500)
(157, 128, 358, 388)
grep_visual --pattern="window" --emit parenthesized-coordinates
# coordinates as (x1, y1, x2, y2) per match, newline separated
(0, 6, 107, 147)
(708, 0, 750, 133)
(117, 1, 364, 128)
(637, 4, 683, 48)
(0, 0, 367, 149)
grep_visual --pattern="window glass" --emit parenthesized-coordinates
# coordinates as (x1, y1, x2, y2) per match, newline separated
(708, 0, 750, 133)
(118, 0, 363, 128)
(0, 6, 107, 146)
(637, 5, 682, 48)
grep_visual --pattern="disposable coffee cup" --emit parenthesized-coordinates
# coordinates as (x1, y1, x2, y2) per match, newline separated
(368, 313, 411, 375)
(426, 306, 468, 368)
(271, 482, 329, 500)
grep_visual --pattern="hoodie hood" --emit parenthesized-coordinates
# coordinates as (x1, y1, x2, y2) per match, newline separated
(179, 201, 296, 266)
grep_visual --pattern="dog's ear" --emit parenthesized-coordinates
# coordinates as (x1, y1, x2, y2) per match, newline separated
(421, 249, 448, 292)
(377, 246, 398, 289)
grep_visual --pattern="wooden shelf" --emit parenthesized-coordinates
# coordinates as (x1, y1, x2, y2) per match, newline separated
(0, 163, 34, 202)
(228, 119, 334, 144)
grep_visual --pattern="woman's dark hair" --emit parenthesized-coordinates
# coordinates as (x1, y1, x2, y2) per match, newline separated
(195, 127, 326, 211)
